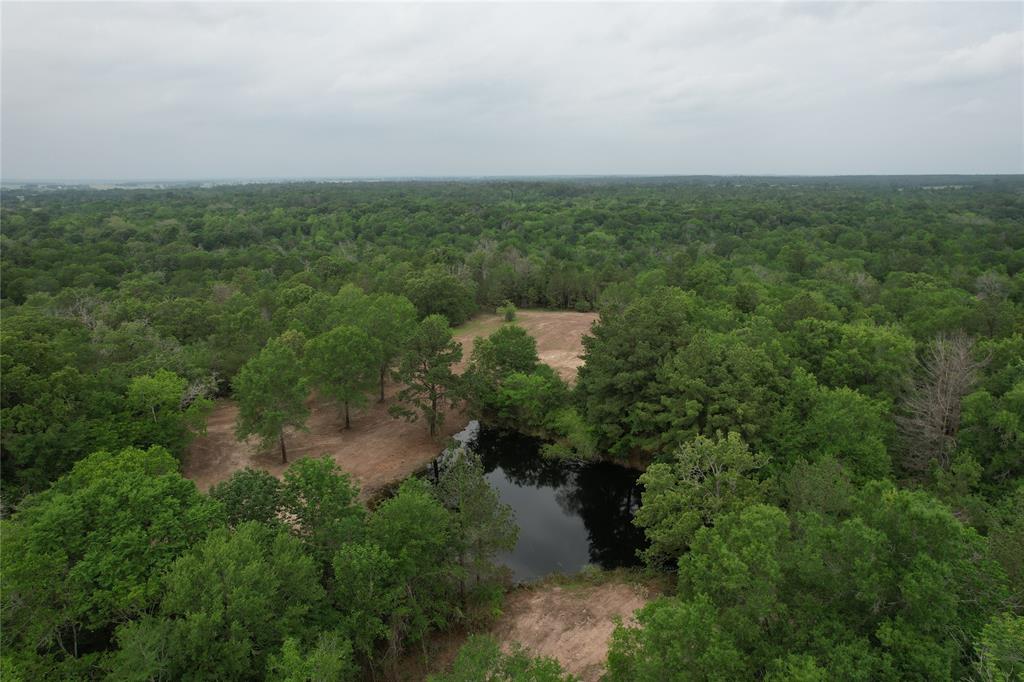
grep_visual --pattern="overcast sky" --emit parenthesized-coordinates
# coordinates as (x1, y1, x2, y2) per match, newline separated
(2, 2, 1021, 180)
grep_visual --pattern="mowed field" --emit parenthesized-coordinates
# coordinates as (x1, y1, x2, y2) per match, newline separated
(182, 310, 598, 494)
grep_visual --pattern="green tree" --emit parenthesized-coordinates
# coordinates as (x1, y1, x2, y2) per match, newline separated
(1, 447, 222, 670)
(279, 456, 365, 565)
(492, 366, 569, 433)
(770, 372, 893, 481)
(265, 632, 358, 682)
(788, 319, 915, 401)
(304, 325, 379, 429)
(430, 634, 576, 682)
(233, 334, 309, 463)
(126, 369, 212, 454)
(364, 293, 418, 402)
(972, 612, 1024, 682)
(960, 380, 1024, 483)
(606, 594, 745, 682)
(404, 267, 477, 326)
(576, 288, 698, 456)
(109, 523, 326, 681)
(367, 478, 457, 657)
(207, 293, 273, 381)
(633, 432, 767, 566)
(464, 324, 560, 424)
(497, 300, 517, 322)
(469, 324, 538, 379)
(435, 448, 518, 609)
(614, 486, 1011, 681)
(988, 484, 1024, 607)
(646, 330, 789, 451)
(209, 467, 283, 528)
(779, 456, 854, 516)
(391, 314, 463, 437)
(331, 542, 401, 671)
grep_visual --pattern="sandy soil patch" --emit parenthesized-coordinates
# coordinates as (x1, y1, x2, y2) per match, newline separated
(397, 575, 657, 681)
(183, 310, 598, 494)
(491, 580, 652, 681)
(453, 309, 597, 382)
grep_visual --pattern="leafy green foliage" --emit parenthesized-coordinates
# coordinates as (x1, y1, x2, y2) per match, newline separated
(430, 634, 577, 682)
(108, 523, 326, 680)
(647, 330, 789, 451)
(2, 179, 1022, 680)
(362, 293, 418, 402)
(126, 369, 213, 453)
(2, 447, 222, 673)
(435, 448, 518, 611)
(787, 319, 915, 401)
(576, 287, 698, 455)
(279, 456, 365, 565)
(464, 324, 569, 432)
(607, 594, 745, 681)
(210, 467, 283, 528)
(331, 542, 401, 665)
(497, 300, 517, 322)
(972, 612, 1024, 682)
(265, 633, 358, 682)
(633, 433, 767, 565)
(391, 314, 463, 437)
(367, 478, 458, 652)
(617, 483, 1012, 680)
(233, 334, 309, 462)
(770, 371, 893, 480)
(404, 267, 477, 326)
(304, 325, 379, 428)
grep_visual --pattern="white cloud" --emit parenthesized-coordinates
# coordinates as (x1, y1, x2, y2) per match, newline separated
(896, 30, 1024, 86)
(1, 1, 1021, 179)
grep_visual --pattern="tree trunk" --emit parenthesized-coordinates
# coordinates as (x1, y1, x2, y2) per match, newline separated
(279, 432, 287, 463)
(379, 365, 386, 403)
(344, 401, 351, 429)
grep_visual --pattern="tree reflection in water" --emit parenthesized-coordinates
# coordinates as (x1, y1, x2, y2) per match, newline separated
(430, 423, 646, 578)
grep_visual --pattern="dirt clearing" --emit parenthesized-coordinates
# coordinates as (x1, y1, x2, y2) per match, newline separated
(452, 309, 597, 382)
(399, 574, 659, 681)
(490, 578, 653, 681)
(183, 310, 598, 494)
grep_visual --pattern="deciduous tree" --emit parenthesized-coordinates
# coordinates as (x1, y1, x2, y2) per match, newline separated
(304, 325, 379, 429)
(233, 334, 309, 463)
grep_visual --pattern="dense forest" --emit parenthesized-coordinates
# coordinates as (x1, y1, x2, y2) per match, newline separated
(2, 177, 1023, 680)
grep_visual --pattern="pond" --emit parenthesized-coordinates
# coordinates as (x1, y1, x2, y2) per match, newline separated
(430, 421, 647, 582)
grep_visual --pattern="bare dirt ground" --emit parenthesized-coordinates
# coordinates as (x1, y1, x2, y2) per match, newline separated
(492, 579, 652, 681)
(182, 310, 598, 494)
(397, 574, 660, 681)
(452, 310, 597, 382)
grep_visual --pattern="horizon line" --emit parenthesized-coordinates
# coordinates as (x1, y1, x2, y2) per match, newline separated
(4, 172, 1023, 185)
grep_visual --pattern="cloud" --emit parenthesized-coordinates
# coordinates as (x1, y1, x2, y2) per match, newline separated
(1, 2, 1021, 179)
(896, 30, 1024, 86)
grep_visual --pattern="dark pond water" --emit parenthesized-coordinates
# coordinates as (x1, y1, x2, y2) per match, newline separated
(431, 422, 647, 582)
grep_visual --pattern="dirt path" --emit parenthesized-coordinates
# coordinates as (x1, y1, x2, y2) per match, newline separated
(182, 310, 598, 494)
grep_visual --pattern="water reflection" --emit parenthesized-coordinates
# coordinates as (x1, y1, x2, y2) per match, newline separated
(431, 422, 647, 582)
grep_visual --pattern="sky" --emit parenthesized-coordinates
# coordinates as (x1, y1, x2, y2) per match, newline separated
(2, 1, 1022, 180)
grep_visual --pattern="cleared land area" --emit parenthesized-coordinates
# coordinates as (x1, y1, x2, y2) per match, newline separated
(399, 574, 659, 681)
(492, 579, 652, 681)
(182, 310, 597, 494)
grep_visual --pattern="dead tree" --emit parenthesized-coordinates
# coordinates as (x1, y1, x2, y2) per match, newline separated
(898, 332, 985, 476)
